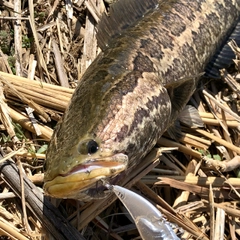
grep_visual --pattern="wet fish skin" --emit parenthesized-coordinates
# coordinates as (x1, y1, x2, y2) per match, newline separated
(44, 0, 240, 200)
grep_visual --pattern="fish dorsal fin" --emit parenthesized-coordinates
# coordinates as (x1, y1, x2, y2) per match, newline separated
(97, 0, 159, 50)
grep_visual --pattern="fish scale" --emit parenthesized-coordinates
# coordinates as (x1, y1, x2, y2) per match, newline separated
(44, 0, 240, 201)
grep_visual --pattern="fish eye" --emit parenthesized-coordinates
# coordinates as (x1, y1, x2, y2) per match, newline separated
(78, 139, 99, 155)
(87, 140, 99, 154)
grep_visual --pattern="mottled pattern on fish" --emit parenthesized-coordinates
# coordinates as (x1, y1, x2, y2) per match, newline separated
(44, 0, 240, 200)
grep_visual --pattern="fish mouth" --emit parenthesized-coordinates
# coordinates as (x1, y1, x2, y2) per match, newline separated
(44, 153, 128, 199)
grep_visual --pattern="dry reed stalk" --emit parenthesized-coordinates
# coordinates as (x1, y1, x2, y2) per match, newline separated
(0, 49, 13, 74)
(1, 0, 14, 9)
(0, 71, 74, 94)
(8, 107, 53, 141)
(142, 176, 209, 197)
(158, 137, 202, 159)
(0, 220, 28, 240)
(214, 202, 240, 218)
(17, 159, 32, 236)
(0, 148, 24, 164)
(173, 160, 198, 209)
(5, 85, 70, 111)
(214, 207, 225, 240)
(80, 0, 105, 76)
(1, 76, 51, 122)
(222, 70, 240, 98)
(202, 85, 237, 160)
(155, 176, 240, 187)
(6, 84, 71, 103)
(203, 88, 231, 137)
(195, 129, 240, 155)
(180, 134, 210, 150)
(181, 132, 212, 145)
(56, 17, 64, 54)
(14, 0, 22, 76)
(199, 111, 237, 120)
(27, 54, 37, 80)
(160, 154, 186, 174)
(52, 40, 69, 88)
(1, 71, 73, 111)
(28, 1, 51, 82)
(201, 117, 239, 127)
(202, 89, 240, 122)
(0, 84, 18, 142)
(209, 184, 215, 240)
(28, 173, 44, 184)
(0, 16, 29, 20)
(85, 0, 104, 23)
(7, 81, 72, 100)
(142, 177, 238, 200)
(15, 152, 45, 159)
(228, 215, 237, 239)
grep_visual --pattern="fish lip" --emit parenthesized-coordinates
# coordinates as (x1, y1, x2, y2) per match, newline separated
(61, 153, 128, 177)
(43, 153, 128, 199)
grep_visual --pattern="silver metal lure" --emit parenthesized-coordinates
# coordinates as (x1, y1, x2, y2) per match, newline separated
(105, 183, 180, 240)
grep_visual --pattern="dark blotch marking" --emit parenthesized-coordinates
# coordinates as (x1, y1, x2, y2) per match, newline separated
(98, 71, 142, 133)
(140, 39, 164, 59)
(146, 95, 160, 110)
(214, 2, 230, 29)
(125, 143, 136, 153)
(120, 71, 142, 94)
(224, 0, 237, 10)
(163, 58, 183, 84)
(161, 12, 186, 37)
(181, 43, 200, 68)
(134, 108, 149, 125)
(114, 107, 149, 143)
(191, 22, 213, 61)
(103, 71, 141, 103)
(116, 125, 129, 142)
(170, 21, 186, 37)
(108, 63, 126, 76)
(189, 0, 203, 12)
(127, 93, 166, 139)
(174, 3, 196, 21)
(99, 56, 115, 65)
(205, 12, 221, 38)
(86, 69, 109, 86)
(125, 120, 155, 165)
(150, 27, 174, 50)
(133, 52, 154, 72)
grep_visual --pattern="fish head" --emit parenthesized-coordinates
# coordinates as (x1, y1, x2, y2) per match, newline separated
(44, 118, 129, 200)
(43, 49, 172, 201)
(43, 57, 137, 200)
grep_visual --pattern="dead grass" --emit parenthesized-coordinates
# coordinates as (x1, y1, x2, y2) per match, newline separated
(0, 0, 240, 239)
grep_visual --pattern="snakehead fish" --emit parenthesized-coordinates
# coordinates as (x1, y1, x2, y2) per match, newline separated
(44, 0, 240, 200)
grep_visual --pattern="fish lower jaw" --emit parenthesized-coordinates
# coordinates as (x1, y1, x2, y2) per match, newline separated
(43, 154, 128, 199)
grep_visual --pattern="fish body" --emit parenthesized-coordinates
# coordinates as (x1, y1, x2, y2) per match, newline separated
(44, 0, 240, 200)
